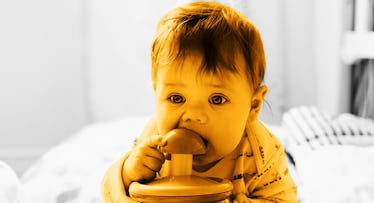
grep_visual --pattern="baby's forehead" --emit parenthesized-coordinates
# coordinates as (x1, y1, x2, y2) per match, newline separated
(180, 51, 248, 77)
(154, 48, 254, 89)
(160, 59, 249, 85)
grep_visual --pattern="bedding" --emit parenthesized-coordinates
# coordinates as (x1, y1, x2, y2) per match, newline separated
(1, 106, 373, 203)
(19, 117, 148, 203)
(0, 160, 21, 203)
(281, 106, 374, 203)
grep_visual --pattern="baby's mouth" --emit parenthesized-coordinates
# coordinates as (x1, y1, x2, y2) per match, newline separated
(177, 128, 209, 159)
(201, 136, 208, 149)
(193, 136, 209, 159)
(178, 127, 208, 150)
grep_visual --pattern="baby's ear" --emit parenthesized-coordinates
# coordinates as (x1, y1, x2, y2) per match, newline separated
(248, 85, 268, 122)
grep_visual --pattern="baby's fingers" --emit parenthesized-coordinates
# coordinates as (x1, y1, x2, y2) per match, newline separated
(128, 154, 163, 180)
(139, 166, 157, 180)
(146, 134, 167, 149)
(233, 193, 250, 203)
(142, 155, 164, 172)
(124, 156, 157, 181)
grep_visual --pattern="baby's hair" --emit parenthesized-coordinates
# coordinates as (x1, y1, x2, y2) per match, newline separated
(151, 1, 266, 90)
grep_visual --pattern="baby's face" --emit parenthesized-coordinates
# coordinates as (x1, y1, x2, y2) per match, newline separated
(154, 53, 255, 167)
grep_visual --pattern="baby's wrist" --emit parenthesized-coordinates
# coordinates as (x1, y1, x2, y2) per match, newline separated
(121, 153, 135, 190)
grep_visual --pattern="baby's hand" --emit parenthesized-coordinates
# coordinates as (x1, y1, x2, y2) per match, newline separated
(124, 134, 166, 182)
(233, 193, 250, 203)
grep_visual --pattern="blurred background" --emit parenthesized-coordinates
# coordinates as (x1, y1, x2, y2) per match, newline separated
(0, 0, 373, 176)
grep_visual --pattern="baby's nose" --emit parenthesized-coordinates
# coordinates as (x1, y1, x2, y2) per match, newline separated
(181, 109, 208, 124)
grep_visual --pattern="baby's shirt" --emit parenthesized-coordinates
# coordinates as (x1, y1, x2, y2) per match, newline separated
(231, 120, 297, 201)
(101, 120, 297, 202)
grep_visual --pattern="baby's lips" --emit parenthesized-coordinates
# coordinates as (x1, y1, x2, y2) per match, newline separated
(160, 128, 207, 155)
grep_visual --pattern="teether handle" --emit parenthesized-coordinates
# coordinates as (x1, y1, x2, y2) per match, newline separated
(170, 154, 192, 176)
(161, 128, 206, 176)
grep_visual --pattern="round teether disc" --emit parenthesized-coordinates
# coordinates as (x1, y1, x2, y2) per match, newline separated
(129, 175, 233, 203)
(161, 128, 206, 155)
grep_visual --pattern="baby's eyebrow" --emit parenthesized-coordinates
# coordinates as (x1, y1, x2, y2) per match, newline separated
(211, 85, 235, 93)
(163, 82, 185, 87)
(209, 84, 228, 89)
(162, 81, 233, 91)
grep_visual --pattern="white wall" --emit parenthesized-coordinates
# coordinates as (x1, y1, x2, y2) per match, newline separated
(0, 0, 89, 175)
(248, 0, 287, 124)
(283, 0, 317, 109)
(87, 0, 176, 122)
(282, 0, 350, 116)
(313, 0, 351, 116)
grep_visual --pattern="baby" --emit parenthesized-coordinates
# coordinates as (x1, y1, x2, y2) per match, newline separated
(101, 2, 297, 202)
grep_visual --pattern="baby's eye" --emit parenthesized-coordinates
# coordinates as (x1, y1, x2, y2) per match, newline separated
(209, 95, 228, 105)
(169, 94, 186, 104)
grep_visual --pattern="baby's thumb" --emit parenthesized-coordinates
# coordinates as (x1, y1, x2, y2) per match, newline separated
(147, 134, 166, 149)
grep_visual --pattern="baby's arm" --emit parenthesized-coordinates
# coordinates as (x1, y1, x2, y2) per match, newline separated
(231, 120, 297, 203)
(101, 117, 165, 202)
(122, 116, 166, 190)
(122, 134, 166, 187)
(233, 164, 297, 203)
(234, 149, 297, 203)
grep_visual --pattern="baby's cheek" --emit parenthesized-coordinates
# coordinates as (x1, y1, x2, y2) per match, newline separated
(216, 132, 242, 155)
(214, 139, 236, 156)
(157, 113, 179, 136)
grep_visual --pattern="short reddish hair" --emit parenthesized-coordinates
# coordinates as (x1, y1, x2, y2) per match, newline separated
(151, 1, 266, 89)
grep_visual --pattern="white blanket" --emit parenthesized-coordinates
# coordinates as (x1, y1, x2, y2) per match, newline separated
(291, 145, 374, 203)
(0, 160, 21, 203)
